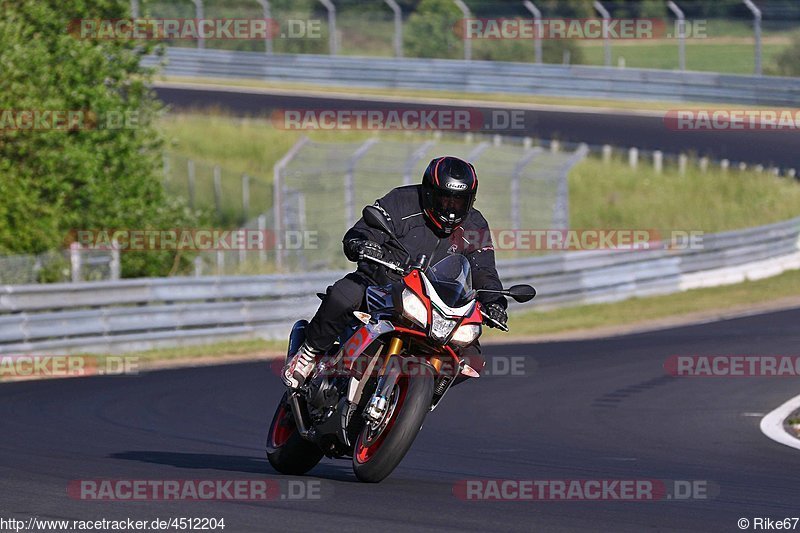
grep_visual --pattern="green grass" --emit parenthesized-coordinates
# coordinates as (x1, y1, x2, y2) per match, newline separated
(570, 155, 800, 233)
(124, 338, 285, 363)
(578, 42, 785, 73)
(486, 267, 800, 338)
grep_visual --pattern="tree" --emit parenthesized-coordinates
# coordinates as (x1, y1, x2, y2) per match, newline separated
(0, 0, 202, 278)
(403, 0, 463, 59)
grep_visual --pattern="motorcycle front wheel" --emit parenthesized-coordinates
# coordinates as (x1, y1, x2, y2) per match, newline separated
(352, 363, 434, 483)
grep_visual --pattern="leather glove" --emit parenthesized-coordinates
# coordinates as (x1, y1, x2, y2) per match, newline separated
(484, 302, 508, 329)
(345, 239, 384, 262)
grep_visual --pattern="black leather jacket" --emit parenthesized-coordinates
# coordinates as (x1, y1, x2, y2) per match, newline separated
(343, 185, 507, 309)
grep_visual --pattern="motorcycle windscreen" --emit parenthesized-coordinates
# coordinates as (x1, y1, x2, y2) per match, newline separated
(426, 254, 476, 308)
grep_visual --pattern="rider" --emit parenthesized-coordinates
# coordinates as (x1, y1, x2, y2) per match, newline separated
(282, 156, 508, 389)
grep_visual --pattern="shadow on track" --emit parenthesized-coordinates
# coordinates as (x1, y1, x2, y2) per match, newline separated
(110, 451, 355, 481)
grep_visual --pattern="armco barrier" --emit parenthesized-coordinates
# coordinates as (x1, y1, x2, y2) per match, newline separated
(1, 216, 798, 355)
(144, 47, 800, 106)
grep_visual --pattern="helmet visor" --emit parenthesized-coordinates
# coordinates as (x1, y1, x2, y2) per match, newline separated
(433, 191, 470, 222)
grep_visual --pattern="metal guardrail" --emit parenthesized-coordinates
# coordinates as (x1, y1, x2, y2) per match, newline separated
(145, 47, 800, 106)
(1, 216, 799, 355)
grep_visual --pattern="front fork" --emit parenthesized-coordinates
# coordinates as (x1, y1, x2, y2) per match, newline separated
(364, 336, 404, 422)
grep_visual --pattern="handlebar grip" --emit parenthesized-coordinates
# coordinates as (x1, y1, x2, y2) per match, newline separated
(481, 310, 509, 332)
(364, 254, 405, 274)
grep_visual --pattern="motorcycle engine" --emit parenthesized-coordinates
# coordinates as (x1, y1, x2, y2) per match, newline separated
(307, 370, 342, 422)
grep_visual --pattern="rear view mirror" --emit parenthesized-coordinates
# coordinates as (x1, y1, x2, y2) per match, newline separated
(362, 205, 395, 237)
(507, 284, 536, 303)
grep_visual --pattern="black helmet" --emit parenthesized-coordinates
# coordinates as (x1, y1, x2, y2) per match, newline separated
(421, 156, 477, 234)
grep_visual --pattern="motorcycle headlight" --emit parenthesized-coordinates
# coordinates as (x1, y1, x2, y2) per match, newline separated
(430, 310, 457, 342)
(451, 324, 481, 346)
(402, 288, 427, 327)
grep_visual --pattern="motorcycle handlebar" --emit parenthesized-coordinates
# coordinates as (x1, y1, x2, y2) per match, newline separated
(480, 309, 509, 332)
(363, 254, 406, 274)
(364, 256, 510, 332)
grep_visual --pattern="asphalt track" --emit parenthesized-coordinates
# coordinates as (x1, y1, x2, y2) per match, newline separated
(153, 85, 800, 170)
(3, 307, 800, 532)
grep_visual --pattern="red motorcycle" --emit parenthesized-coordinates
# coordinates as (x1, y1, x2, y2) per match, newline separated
(266, 206, 536, 482)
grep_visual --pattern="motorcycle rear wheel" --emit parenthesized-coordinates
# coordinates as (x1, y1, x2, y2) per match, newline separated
(266, 392, 324, 475)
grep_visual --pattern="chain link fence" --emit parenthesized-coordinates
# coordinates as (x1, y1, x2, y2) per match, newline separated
(0, 245, 119, 284)
(270, 134, 584, 272)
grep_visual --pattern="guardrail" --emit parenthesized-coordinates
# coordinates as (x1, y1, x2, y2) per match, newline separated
(1, 216, 799, 355)
(145, 47, 800, 106)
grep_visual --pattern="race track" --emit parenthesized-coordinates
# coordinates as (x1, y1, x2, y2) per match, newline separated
(3, 307, 800, 532)
(153, 84, 800, 169)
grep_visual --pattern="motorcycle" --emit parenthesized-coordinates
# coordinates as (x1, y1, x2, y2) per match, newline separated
(266, 205, 536, 483)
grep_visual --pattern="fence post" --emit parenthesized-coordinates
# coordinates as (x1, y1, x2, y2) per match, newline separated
(628, 147, 638, 168)
(788, 168, 797, 179)
(667, 2, 686, 71)
(242, 174, 250, 220)
(720, 159, 730, 173)
(550, 139, 560, 153)
(403, 140, 436, 185)
(255, 0, 273, 54)
(453, 0, 472, 61)
(593, 1, 611, 67)
(653, 150, 663, 174)
(257, 214, 267, 263)
(743, 0, 762, 75)
(216, 250, 224, 275)
(191, 0, 204, 50)
(162, 153, 170, 184)
(522, 1, 543, 64)
(384, 0, 403, 58)
(187, 159, 196, 209)
(70, 243, 81, 283)
(273, 136, 309, 270)
(213, 165, 223, 216)
(110, 240, 121, 281)
(345, 138, 379, 230)
(602, 144, 612, 163)
(318, 0, 338, 55)
(511, 147, 541, 231)
(466, 141, 490, 163)
(678, 154, 688, 175)
(193, 256, 203, 277)
(699, 156, 709, 173)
